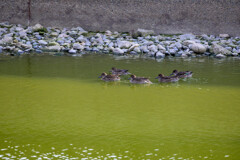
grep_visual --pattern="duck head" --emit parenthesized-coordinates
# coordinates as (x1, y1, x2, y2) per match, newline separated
(129, 74, 136, 79)
(98, 72, 107, 78)
(170, 69, 178, 76)
(155, 74, 164, 79)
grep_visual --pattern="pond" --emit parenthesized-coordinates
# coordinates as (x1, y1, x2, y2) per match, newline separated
(0, 54, 239, 160)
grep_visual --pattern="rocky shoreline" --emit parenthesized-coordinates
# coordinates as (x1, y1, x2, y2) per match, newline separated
(0, 22, 239, 58)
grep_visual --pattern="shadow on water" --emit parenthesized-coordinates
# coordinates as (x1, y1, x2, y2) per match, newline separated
(0, 54, 239, 87)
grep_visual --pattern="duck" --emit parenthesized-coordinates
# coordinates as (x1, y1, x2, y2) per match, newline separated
(98, 72, 120, 82)
(155, 74, 179, 83)
(129, 75, 152, 84)
(170, 69, 193, 78)
(111, 67, 130, 75)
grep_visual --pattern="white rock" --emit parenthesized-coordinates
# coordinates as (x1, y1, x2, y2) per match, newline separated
(19, 30, 27, 38)
(219, 34, 230, 38)
(133, 47, 141, 53)
(156, 51, 165, 58)
(179, 34, 196, 40)
(50, 32, 59, 37)
(0, 36, 13, 44)
(112, 48, 124, 54)
(105, 30, 112, 36)
(73, 43, 84, 50)
(211, 44, 231, 55)
(69, 49, 77, 54)
(32, 24, 43, 31)
(216, 54, 226, 58)
(21, 43, 32, 49)
(157, 44, 166, 52)
(38, 40, 48, 45)
(117, 41, 132, 49)
(148, 45, 158, 52)
(190, 43, 207, 53)
(137, 29, 154, 36)
(183, 40, 196, 46)
(46, 45, 61, 52)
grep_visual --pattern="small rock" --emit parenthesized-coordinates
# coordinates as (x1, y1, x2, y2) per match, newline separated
(133, 47, 141, 53)
(33, 24, 43, 31)
(0, 46, 2, 53)
(105, 30, 112, 36)
(135, 28, 155, 37)
(69, 49, 77, 54)
(148, 45, 158, 52)
(155, 51, 165, 58)
(46, 45, 61, 52)
(219, 34, 230, 38)
(179, 34, 196, 40)
(50, 32, 59, 37)
(112, 48, 124, 54)
(0, 36, 13, 44)
(117, 41, 132, 49)
(38, 40, 48, 45)
(73, 43, 84, 50)
(216, 54, 226, 58)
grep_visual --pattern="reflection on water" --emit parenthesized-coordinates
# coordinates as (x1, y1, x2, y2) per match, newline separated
(0, 54, 239, 159)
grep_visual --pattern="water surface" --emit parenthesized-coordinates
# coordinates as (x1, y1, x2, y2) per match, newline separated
(0, 54, 239, 160)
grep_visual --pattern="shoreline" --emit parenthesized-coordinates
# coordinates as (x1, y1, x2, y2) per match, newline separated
(0, 22, 239, 59)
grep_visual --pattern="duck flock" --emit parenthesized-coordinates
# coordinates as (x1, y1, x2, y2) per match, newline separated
(99, 67, 193, 84)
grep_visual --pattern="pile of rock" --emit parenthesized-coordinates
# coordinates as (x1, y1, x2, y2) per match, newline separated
(0, 22, 239, 58)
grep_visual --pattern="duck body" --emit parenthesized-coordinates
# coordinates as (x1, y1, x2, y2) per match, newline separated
(171, 70, 193, 78)
(111, 67, 130, 75)
(99, 72, 120, 82)
(156, 74, 179, 83)
(129, 75, 152, 84)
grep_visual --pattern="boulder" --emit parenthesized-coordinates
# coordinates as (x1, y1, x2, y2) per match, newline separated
(211, 44, 232, 55)
(190, 43, 207, 54)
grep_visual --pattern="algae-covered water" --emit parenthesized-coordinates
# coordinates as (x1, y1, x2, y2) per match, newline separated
(0, 54, 239, 160)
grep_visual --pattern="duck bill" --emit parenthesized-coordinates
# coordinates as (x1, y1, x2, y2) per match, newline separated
(169, 73, 174, 76)
(155, 77, 159, 79)
(98, 76, 102, 78)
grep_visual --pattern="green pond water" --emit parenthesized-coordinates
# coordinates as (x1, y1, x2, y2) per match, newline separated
(0, 54, 239, 160)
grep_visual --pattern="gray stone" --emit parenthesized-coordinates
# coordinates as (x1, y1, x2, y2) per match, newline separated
(69, 49, 77, 54)
(219, 34, 230, 38)
(133, 47, 141, 53)
(112, 48, 124, 54)
(0, 46, 2, 53)
(0, 36, 13, 44)
(38, 40, 48, 45)
(117, 41, 132, 49)
(136, 29, 154, 37)
(33, 24, 43, 31)
(19, 30, 27, 38)
(73, 43, 84, 50)
(190, 43, 207, 54)
(179, 34, 196, 40)
(46, 45, 61, 52)
(155, 51, 165, 58)
(50, 32, 59, 37)
(216, 54, 226, 58)
(148, 45, 158, 52)
(211, 44, 232, 55)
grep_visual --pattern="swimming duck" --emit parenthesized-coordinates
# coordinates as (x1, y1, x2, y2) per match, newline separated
(129, 75, 152, 84)
(98, 72, 120, 82)
(111, 67, 130, 75)
(170, 69, 193, 78)
(155, 74, 179, 83)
